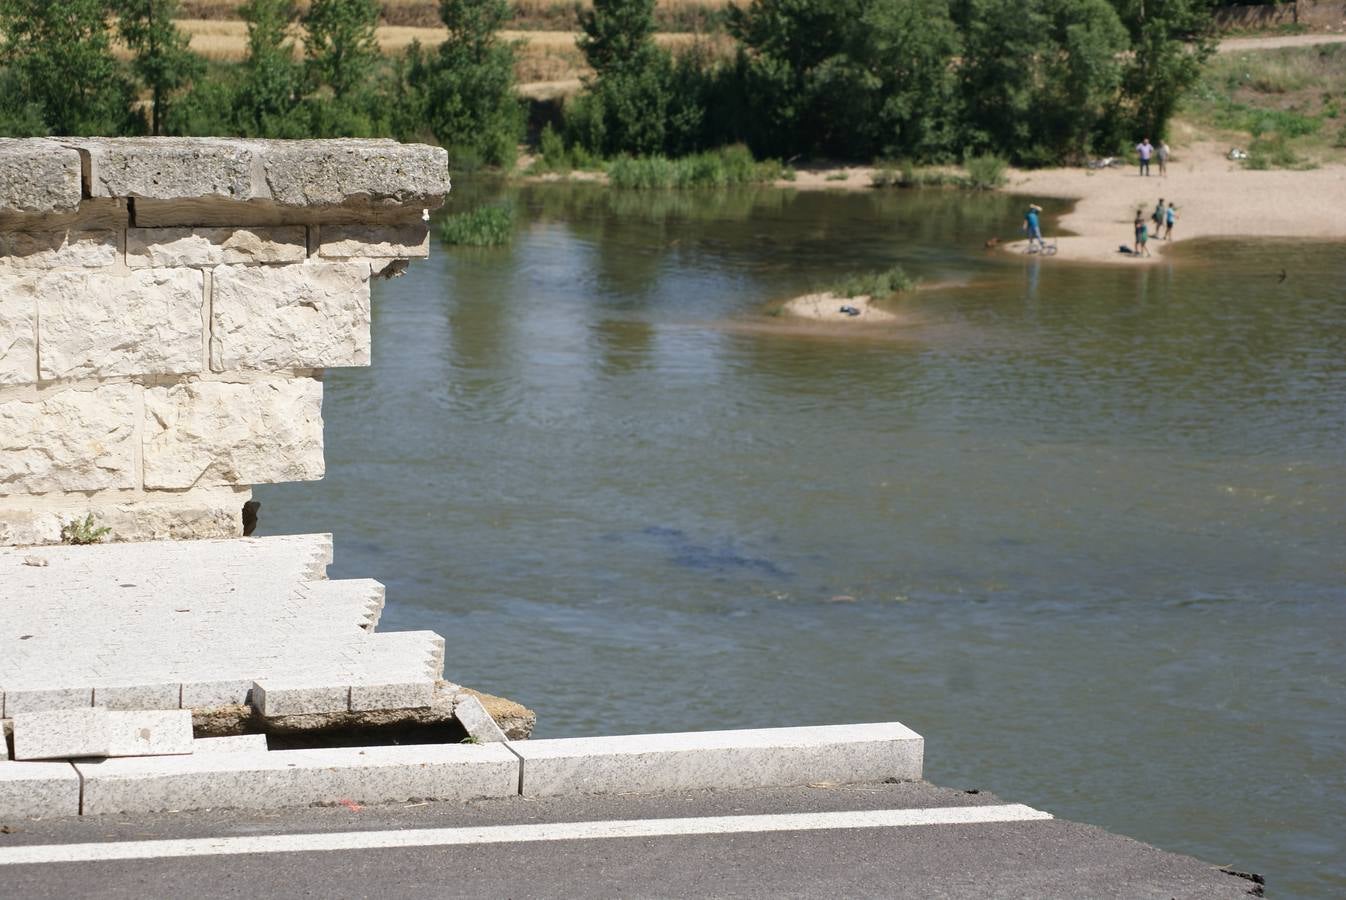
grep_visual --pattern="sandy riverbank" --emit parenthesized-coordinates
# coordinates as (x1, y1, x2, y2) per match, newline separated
(996, 141, 1346, 265)
(779, 292, 901, 323)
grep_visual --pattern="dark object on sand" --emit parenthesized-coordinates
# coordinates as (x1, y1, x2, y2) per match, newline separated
(242, 500, 261, 537)
(1118, 245, 1134, 255)
(839, 305, 860, 317)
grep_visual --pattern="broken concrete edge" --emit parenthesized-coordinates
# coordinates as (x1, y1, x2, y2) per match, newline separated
(0, 138, 449, 213)
(188, 682, 536, 743)
(0, 722, 924, 818)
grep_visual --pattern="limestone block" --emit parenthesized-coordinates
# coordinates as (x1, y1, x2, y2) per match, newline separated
(454, 693, 509, 744)
(0, 139, 82, 213)
(251, 680, 350, 717)
(0, 761, 81, 818)
(127, 226, 307, 268)
(0, 384, 137, 494)
(0, 230, 118, 268)
(106, 710, 194, 757)
(77, 743, 519, 815)
(35, 269, 205, 380)
(0, 488, 247, 546)
(11, 708, 110, 760)
(318, 224, 429, 259)
(0, 281, 36, 384)
(142, 378, 324, 489)
(261, 141, 450, 208)
(210, 262, 370, 371)
(512, 723, 925, 797)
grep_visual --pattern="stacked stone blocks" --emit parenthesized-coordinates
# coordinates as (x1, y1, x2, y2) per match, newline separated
(0, 137, 447, 546)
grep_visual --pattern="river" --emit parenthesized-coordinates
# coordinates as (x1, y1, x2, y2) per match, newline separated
(261, 180, 1346, 898)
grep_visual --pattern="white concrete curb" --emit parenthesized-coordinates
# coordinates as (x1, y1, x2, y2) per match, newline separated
(0, 722, 924, 818)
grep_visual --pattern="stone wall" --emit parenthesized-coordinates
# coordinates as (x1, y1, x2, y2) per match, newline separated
(0, 138, 449, 546)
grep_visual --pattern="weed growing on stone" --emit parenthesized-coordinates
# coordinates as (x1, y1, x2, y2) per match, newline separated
(61, 513, 111, 545)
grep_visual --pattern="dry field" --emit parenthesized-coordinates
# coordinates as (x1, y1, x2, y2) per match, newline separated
(178, 18, 730, 84)
(180, 0, 731, 30)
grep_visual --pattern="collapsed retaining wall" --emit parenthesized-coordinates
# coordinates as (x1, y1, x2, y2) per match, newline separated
(0, 137, 448, 545)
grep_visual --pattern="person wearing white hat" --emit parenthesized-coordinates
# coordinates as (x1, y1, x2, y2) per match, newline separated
(1023, 203, 1045, 251)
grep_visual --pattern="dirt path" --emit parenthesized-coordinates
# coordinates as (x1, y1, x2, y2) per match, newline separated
(1215, 33, 1346, 53)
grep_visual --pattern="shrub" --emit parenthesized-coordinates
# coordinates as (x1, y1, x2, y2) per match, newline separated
(963, 153, 1008, 189)
(835, 266, 915, 299)
(1244, 134, 1303, 170)
(439, 204, 515, 246)
(606, 146, 789, 189)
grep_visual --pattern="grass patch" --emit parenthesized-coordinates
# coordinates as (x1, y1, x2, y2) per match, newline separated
(1180, 43, 1346, 165)
(871, 155, 1005, 189)
(439, 204, 515, 246)
(606, 145, 791, 189)
(833, 266, 915, 299)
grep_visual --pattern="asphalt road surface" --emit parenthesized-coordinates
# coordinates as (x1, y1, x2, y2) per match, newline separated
(0, 782, 1260, 898)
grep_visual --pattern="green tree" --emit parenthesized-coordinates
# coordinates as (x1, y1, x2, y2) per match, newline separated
(569, 0, 706, 156)
(303, 0, 380, 100)
(959, 0, 1126, 163)
(727, 0, 960, 159)
(0, 0, 139, 135)
(237, 0, 306, 136)
(116, 0, 205, 135)
(1109, 0, 1216, 140)
(413, 0, 523, 165)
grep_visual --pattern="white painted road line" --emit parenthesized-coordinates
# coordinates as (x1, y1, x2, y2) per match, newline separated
(0, 805, 1052, 866)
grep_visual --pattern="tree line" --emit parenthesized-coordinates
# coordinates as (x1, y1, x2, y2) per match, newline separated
(0, 0, 1217, 166)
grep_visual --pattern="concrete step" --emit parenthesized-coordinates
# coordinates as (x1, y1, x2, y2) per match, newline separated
(76, 743, 520, 815)
(512, 723, 924, 797)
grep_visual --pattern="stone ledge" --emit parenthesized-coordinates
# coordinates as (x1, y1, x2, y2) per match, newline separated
(6, 138, 450, 210)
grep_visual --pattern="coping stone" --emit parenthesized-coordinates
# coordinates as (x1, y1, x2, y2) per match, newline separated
(55, 138, 450, 208)
(454, 694, 510, 744)
(11, 708, 109, 760)
(252, 680, 351, 717)
(348, 680, 434, 712)
(105, 710, 194, 758)
(0, 761, 81, 818)
(1, 688, 93, 715)
(0, 139, 82, 213)
(76, 743, 520, 815)
(194, 734, 268, 754)
(92, 683, 182, 711)
(512, 722, 925, 797)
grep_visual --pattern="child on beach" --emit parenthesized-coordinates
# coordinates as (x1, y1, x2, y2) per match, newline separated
(1163, 202, 1178, 240)
(1134, 210, 1151, 257)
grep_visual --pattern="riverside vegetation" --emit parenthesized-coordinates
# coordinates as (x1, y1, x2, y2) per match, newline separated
(0, 0, 1225, 169)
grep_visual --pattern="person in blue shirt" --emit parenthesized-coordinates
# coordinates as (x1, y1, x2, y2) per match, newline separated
(1022, 203, 1044, 251)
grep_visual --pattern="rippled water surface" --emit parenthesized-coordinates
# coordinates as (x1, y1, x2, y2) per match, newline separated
(263, 181, 1346, 897)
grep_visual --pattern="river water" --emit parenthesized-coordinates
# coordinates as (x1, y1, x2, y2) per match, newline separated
(262, 181, 1346, 897)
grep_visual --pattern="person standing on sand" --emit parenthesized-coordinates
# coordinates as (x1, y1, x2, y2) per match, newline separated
(1157, 140, 1170, 176)
(1136, 138, 1154, 176)
(1164, 201, 1178, 240)
(1023, 203, 1045, 251)
(1152, 198, 1165, 234)
(1134, 210, 1151, 257)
